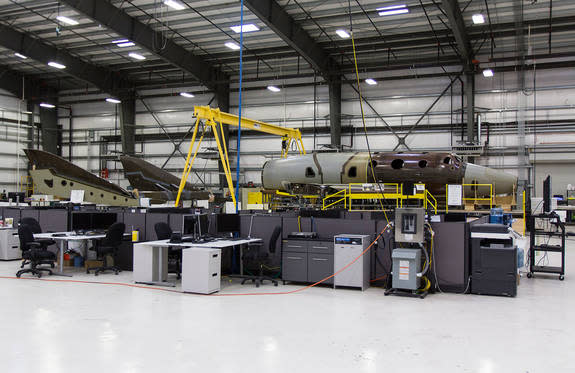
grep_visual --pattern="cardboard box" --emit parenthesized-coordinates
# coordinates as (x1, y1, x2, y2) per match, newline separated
(85, 260, 103, 270)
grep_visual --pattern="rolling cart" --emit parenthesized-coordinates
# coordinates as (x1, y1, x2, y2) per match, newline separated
(527, 212, 565, 280)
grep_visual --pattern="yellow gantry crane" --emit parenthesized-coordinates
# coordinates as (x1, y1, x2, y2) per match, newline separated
(175, 106, 306, 206)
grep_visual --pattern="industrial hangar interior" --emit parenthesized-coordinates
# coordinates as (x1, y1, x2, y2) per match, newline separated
(0, 0, 574, 371)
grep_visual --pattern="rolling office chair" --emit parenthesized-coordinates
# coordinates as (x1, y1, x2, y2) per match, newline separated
(16, 224, 56, 278)
(19, 218, 56, 269)
(87, 222, 125, 276)
(154, 222, 181, 279)
(240, 225, 281, 287)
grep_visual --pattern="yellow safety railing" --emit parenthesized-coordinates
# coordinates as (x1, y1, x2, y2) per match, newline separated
(348, 183, 401, 211)
(446, 183, 493, 213)
(425, 189, 438, 214)
(322, 189, 347, 210)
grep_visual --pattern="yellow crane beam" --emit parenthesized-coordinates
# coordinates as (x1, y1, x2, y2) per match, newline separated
(175, 106, 306, 207)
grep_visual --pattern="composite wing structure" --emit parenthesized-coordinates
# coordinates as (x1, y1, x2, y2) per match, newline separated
(24, 149, 139, 206)
(119, 156, 211, 203)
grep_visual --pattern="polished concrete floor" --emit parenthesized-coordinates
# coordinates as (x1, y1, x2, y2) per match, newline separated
(1, 239, 574, 373)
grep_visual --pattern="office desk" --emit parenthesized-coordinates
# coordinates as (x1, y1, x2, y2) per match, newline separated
(133, 238, 262, 289)
(35, 232, 129, 276)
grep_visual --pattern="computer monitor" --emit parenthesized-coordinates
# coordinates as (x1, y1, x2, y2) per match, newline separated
(543, 175, 552, 213)
(182, 214, 209, 237)
(71, 213, 92, 230)
(92, 213, 117, 230)
(217, 214, 241, 233)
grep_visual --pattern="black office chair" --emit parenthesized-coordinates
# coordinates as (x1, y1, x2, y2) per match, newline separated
(154, 222, 182, 279)
(87, 222, 125, 276)
(16, 224, 56, 278)
(18, 218, 56, 269)
(241, 226, 281, 287)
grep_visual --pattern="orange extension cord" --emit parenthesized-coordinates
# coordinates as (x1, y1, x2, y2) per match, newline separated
(0, 225, 390, 297)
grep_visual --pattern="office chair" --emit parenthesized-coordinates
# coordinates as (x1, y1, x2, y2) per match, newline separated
(16, 224, 56, 278)
(241, 225, 281, 287)
(87, 222, 125, 276)
(18, 218, 56, 269)
(154, 222, 181, 279)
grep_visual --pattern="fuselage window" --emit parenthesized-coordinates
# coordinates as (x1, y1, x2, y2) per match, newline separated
(391, 159, 404, 169)
(418, 160, 428, 168)
(348, 166, 357, 177)
(443, 157, 451, 164)
(305, 167, 316, 178)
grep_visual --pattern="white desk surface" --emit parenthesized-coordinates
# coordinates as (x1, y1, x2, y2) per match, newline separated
(35, 232, 130, 240)
(556, 206, 575, 211)
(136, 237, 261, 248)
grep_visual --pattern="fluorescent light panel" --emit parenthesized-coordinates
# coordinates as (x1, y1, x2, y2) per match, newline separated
(365, 78, 377, 85)
(39, 103, 55, 109)
(106, 98, 121, 104)
(47, 61, 66, 69)
(267, 85, 281, 92)
(14, 53, 27, 59)
(129, 52, 146, 60)
(377, 5, 409, 16)
(483, 69, 494, 77)
(230, 24, 260, 33)
(180, 92, 194, 98)
(164, 0, 185, 10)
(472, 14, 485, 24)
(56, 15, 79, 25)
(117, 42, 135, 47)
(225, 41, 241, 50)
(336, 29, 350, 39)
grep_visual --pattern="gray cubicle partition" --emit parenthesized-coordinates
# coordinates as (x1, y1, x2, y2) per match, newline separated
(3, 208, 21, 226)
(38, 209, 68, 232)
(282, 217, 311, 238)
(145, 213, 169, 241)
(123, 211, 146, 239)
(430, 221, 470, 293)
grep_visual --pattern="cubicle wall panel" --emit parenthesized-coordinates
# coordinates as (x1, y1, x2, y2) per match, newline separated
(3, 208, 21, 225)
(373, 220, 393, 285)
(39, 210, 68, 232)
(313, 218, 376, 239)
(430, 221, 469, 292)
(145, 214, 169, 241)
(123, 212, 146, 239)
(282, 217, 311, 238)
(168, 213, 183, 233)
(248, 215, 283, 266)
(20, 209, 40, 224)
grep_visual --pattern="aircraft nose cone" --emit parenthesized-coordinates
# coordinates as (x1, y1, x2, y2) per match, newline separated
(464, 163, 517, 195)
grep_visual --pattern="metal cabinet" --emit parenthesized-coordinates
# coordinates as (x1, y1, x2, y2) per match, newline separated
(282, 239, 333, 284)
(0, 228, 20, 260)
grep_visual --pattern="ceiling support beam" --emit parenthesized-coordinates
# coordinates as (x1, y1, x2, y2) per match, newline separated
(0, 66, 55, 100)
(0, 24, 133, 96)
(244, 0, 336, 77)
(328, 76, 342, 148)
(441, 0, 474, 65)
(119, 93, 136, 156)
(60, 0, 227, 92)
(465, 72, 475, 144)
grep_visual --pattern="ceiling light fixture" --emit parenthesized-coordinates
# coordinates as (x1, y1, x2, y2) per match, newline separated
(164, 0, 186, 10)
(472, 14, 485, 24)
(128, 52, 146, 60)
(377, 5, 409, 16)
(56, 15, 79, 25)
(335, 29, 351, 39)
(39, 103, 55, 109)
(180, 92, 195, 98)
(230, 24, 260, 33)
(267, 86, 281, 92)
(113, 39, 130, 44)
(106, 98, 121, 104)
(482, 69, 494, 77)
(365, 78, 377, 85)
(47, 61, 66, 69)
(14, 53, 27, 59)
(117, 42, 135, 47)
(225, 41, 241, 50)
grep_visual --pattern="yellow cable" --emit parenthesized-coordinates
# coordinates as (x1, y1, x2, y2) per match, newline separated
(350, 23, 389, 223)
